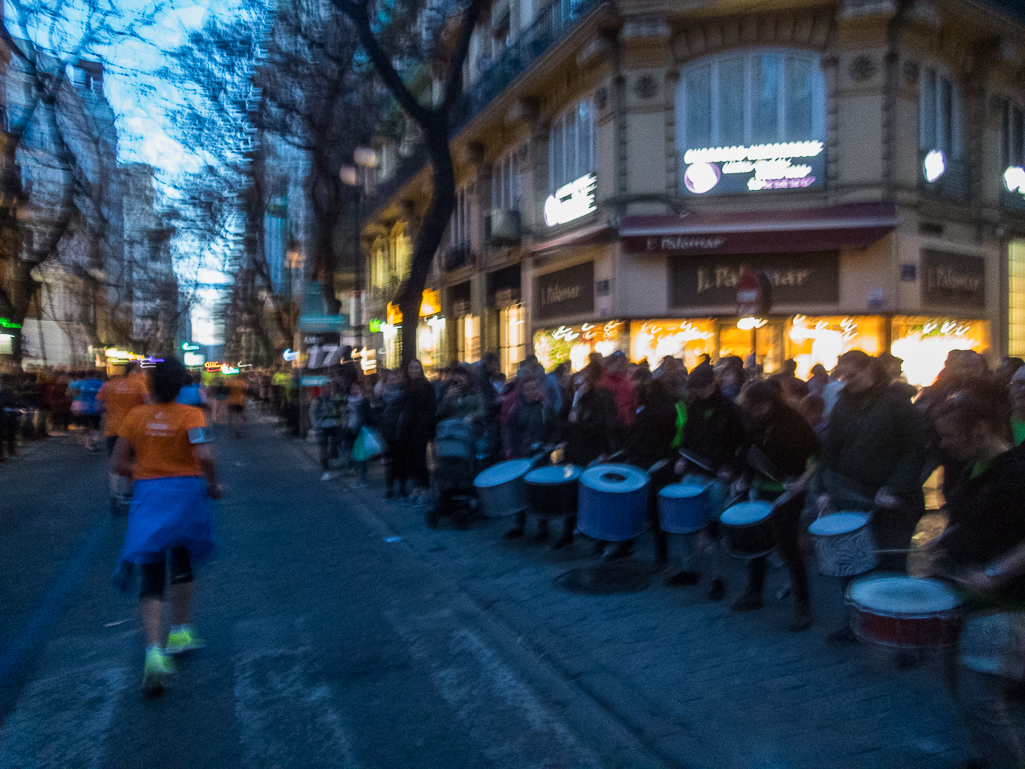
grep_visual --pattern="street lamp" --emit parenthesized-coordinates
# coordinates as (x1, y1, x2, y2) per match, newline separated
(340, 147, 378, 351)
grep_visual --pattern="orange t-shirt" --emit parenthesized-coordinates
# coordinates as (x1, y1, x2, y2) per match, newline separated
(227, 378, 246, 406)
(118, 403, 206, 480)
(98, 374, 149, 436)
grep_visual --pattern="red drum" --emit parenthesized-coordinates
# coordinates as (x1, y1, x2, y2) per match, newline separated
(719, 501, 774, 558)
(847, 576, 963, 650)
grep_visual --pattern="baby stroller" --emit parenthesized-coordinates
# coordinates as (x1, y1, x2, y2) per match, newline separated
(428, 419, 479, 529)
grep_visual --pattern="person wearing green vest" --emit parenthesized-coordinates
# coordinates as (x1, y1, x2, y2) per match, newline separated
(1010, 365, 1025, 447)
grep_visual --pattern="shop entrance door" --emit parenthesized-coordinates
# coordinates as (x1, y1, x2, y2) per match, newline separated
(715, 318, 784, 374)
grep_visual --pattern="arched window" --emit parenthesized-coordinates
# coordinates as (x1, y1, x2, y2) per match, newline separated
(549, 98, 595, 193)
(676, 49, 826, 195)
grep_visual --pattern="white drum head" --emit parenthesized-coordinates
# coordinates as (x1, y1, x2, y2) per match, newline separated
(720, 501, 773, 526)
(849, 576, 961, 614)
(525, 465, 581, 485)
(658, 481, 710, 500)
(809, 512, 870, 536)
(580, 464, 648, 493)
(474, 459, 533, 489)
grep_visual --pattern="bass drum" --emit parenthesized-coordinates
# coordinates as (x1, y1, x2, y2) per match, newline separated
(578, 464, 649, 542)
(847, 575, 963, 650)
(719, 501, 775, 558)
(524, 465, 581, 519)
(473, 459, 533, 517)
(808, 512, 877, 577)
(657, 481, 711, 534)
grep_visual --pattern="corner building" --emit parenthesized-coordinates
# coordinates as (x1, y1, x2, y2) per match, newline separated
(363, 0, 1025, 386)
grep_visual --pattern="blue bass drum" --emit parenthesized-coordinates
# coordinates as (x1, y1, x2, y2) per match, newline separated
(657, 481, 712, 534)
(578, 464, 649, 542)
(720, 500, 775, 558)
(473, 459, 533, 517)
(524, 465, 581, 519)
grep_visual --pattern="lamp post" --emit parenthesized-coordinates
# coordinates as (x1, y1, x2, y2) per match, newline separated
(340, 147, 378, 352)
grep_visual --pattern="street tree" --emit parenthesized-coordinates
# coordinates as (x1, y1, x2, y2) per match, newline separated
(335, 0, 488, 364)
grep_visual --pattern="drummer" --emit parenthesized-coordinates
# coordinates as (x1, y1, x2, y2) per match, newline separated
(672, 363, 748, 600)
(930, 384, 1025, 769)
(501, 374, 561, 542)
(732, 381, 819, 632)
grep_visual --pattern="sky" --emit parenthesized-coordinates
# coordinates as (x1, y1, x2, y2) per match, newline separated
(8, 0, 236, 345)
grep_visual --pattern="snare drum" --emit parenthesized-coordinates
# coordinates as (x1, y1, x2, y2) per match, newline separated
(473, 459, 533, 517)
(808, 512, 877, 577)
(657, 481, 711, 534)
(720, 501, 775, 558)
(847, 575, 963, 650)
(524, 465, 581, 519)
(578, 464, 649, 541)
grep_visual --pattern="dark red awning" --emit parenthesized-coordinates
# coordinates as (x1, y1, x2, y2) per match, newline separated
(619, 201, 896, 256)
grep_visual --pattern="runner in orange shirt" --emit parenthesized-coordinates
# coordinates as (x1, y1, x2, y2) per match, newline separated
(226, 373, 247, 438)
(97, 361, 149, 515)
(111, 357, 220, 696)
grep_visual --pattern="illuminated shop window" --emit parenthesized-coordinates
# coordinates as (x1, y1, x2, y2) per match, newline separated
(630, 320, 714, 371)
(718, 319, 782, 374)
(786, 315, 882, 380)
(890, 316, 989, 388)
(499, 304, 527, 376)
(533, 320, 624, 372)
(418, 315, 447, 374)
(676, 50, 826, 195)
(456, 314, 481, 363)
(1010, 241, 1025, 357)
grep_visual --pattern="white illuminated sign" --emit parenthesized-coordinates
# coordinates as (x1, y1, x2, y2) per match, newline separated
(682, 141, 823, 194)
(183, 351, 205, 367)
(923, 150, 946, 183)
(1005, 165, 1025, 195)
(544, 174, 596, 227)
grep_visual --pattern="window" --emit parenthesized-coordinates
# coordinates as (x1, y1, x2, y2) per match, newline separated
(1002, 100, 1025, 205)
(549, 99, 595, 193)
(919, 67, 961, 158)
(492, 147, 521, 210)
(449, 186, 472, 249)
(676, 50, 825, 194)
(1011, 241, 1025, 358)
(677, 50, 825, 150)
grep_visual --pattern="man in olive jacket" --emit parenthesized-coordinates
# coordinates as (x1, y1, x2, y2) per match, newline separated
(814, 350, 928, 573)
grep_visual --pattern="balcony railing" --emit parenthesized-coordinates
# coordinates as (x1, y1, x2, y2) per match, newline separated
(365, 0, 605, 215)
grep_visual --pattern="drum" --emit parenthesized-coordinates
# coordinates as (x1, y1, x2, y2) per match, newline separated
(657, 481, 712, 534)
(578, 464, 649, 542)
(719, 501, 775, 558)
(847, 575, 963, 650)
(473, 459, 534, 517)
(808, 512, 878, 577)
(524, 465, 581, 519)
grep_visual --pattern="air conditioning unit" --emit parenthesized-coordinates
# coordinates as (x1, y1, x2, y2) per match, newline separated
(486, 209, 521, 246)
(495, 287, 520, 308)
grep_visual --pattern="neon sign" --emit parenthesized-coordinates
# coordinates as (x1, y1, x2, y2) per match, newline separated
(368, 318, 383, 333)
(682, 141, 824, 194)
(0, 317, 21, 329)
(544, 174, 596, 227)
(181, 342, 200, 352)
(282, 348, 299, 361)
(923, 150, 947, 183)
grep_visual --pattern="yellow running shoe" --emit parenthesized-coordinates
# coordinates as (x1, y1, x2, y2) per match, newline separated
(142, 645, 175, 695)
(165, 625, 205, 655)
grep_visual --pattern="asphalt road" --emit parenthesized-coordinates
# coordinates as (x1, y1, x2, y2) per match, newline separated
(0, 425, 663, 769)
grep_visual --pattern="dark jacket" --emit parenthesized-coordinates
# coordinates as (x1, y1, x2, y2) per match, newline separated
(564, 386, 617, 466)
(503, 397, 559, 459)
(397, 381, 437, 445)
(682, 389, 748, 476)
(816, 381, 927, 505)
(748, 402, 819, 481)
(938, 444, 1025, 604)
(625, 386, 678, 470)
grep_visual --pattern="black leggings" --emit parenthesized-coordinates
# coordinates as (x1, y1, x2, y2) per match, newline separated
(140, 547, 192, 600)
(747, 491, 810, 606)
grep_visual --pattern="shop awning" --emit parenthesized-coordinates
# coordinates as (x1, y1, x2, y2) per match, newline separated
(531, 220, 615, 254)
(619, 201, 897, 256)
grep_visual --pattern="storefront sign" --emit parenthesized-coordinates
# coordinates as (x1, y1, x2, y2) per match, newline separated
(670, 252, 839, 309)
(922, 250, 985, 310)
(681, 141, 824, 195)
(544, 174, 596, 227)
(303, 332, 343, 369)
(534, 262, 594, 321)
